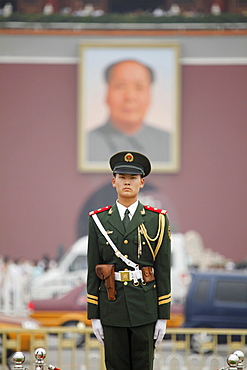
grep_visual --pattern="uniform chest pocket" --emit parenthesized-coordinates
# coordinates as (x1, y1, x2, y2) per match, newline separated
(98, 235, 118, 260)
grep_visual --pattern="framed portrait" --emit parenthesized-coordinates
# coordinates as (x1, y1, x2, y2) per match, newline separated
(77, 41, 181, 173)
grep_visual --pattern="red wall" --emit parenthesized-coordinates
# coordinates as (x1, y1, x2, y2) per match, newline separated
(0, 63, 246, 261)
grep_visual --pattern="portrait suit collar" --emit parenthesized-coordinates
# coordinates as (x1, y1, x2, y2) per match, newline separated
(101, 121, 147, 153)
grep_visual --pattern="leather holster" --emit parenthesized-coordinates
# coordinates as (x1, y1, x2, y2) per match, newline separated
(95, 264, 116, 301)
(142, 266, 155, 283)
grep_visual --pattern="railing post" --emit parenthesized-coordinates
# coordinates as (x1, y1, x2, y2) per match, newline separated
(33, 348, 47, 370)
(233, 350, 245, 370)
(12, 351, 27, 370)
(227, 353, 240, 369)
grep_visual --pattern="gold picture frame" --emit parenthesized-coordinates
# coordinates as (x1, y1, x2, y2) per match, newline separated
(78, 41, 181, 173)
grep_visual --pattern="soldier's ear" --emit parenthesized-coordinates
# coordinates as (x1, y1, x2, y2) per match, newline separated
(140, 178, 145, 188)
(112, 177, 116, 187)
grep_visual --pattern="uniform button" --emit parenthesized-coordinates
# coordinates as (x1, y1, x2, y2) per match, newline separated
(124, 240, 129, 244)
(124, 255, 128, 258)
(154, 285, 156, 289)
(124, 281, 128, 286)
(124, 268, 128, 271)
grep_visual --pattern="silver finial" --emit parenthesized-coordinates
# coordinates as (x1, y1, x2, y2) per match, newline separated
(227, 353, 240, 368)
(233, 350, 244, 363)
(233, 350, 245, 369)
(34, 348, 46, 362)
(13, 351, 25, 364)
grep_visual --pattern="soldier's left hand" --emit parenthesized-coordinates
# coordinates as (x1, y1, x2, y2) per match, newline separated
(92, 319, 104, 346)
(154, 319, 167, 348)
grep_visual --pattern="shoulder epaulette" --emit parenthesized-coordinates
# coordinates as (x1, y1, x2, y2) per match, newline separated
(89, 205, 111, 216)
(144, 205, 167, 215)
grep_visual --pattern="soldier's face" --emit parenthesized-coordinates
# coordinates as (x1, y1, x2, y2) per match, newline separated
(106, 61, 151, 132)
(112, 173, 144, 201)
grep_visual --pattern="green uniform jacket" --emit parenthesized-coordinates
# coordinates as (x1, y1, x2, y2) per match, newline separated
(87, 201, 171, 327)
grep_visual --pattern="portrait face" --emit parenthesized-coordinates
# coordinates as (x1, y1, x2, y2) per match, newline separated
(106, 60, 152, 134)
(112, 173, 145, 203)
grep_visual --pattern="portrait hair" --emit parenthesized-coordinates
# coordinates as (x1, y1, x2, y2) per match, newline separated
(104, 59, 155, 84)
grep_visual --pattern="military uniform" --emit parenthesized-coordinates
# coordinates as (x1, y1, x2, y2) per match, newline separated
(87, 202, 171, 324)
(87, 151, 171, 370)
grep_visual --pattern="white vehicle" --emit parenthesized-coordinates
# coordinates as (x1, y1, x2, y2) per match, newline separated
(170, 233, 191, 303)
(31, 233, 190, 302)
(31, 236, 88, 300)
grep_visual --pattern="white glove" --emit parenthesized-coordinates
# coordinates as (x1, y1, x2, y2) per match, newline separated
(154, 319, 167, 348)
(92, 319, 104, 346)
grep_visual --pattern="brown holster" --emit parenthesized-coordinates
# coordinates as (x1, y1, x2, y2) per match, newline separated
(95, 264, 116, 301)
(141, 266, 155, 283)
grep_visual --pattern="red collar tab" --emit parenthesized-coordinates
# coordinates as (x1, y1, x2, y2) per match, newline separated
(144, 205, 167, 215)
(89, 205, 111, 216)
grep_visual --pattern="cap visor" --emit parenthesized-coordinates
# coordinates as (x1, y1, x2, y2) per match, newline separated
(113, 167, 143, 175)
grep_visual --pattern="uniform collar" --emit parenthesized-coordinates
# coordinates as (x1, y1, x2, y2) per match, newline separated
(116, 200, 139, 221)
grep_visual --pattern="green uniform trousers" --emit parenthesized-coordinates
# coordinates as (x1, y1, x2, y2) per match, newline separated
(103, 322, 156, 370)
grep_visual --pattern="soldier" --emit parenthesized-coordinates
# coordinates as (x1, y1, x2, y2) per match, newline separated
(87, 151, 171, 370)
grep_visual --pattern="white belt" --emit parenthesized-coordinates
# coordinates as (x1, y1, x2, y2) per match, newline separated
(115, 269, 143, 283)
(115, 268, 154, 283)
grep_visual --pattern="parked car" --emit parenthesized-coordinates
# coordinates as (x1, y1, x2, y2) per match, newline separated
(28, 283, 184, 346)
(28, 283, 90, 347)
(182, 270, 247, 352)
(0, 314, 43, 362)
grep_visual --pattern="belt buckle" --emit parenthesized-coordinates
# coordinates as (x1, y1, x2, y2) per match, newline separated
(120, 271, 131, 281)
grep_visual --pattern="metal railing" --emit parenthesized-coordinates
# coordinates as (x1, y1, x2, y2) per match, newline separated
(1, 327, 246, 370)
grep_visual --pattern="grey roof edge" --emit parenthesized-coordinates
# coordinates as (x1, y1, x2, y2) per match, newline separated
(0, 21, 247, 30)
